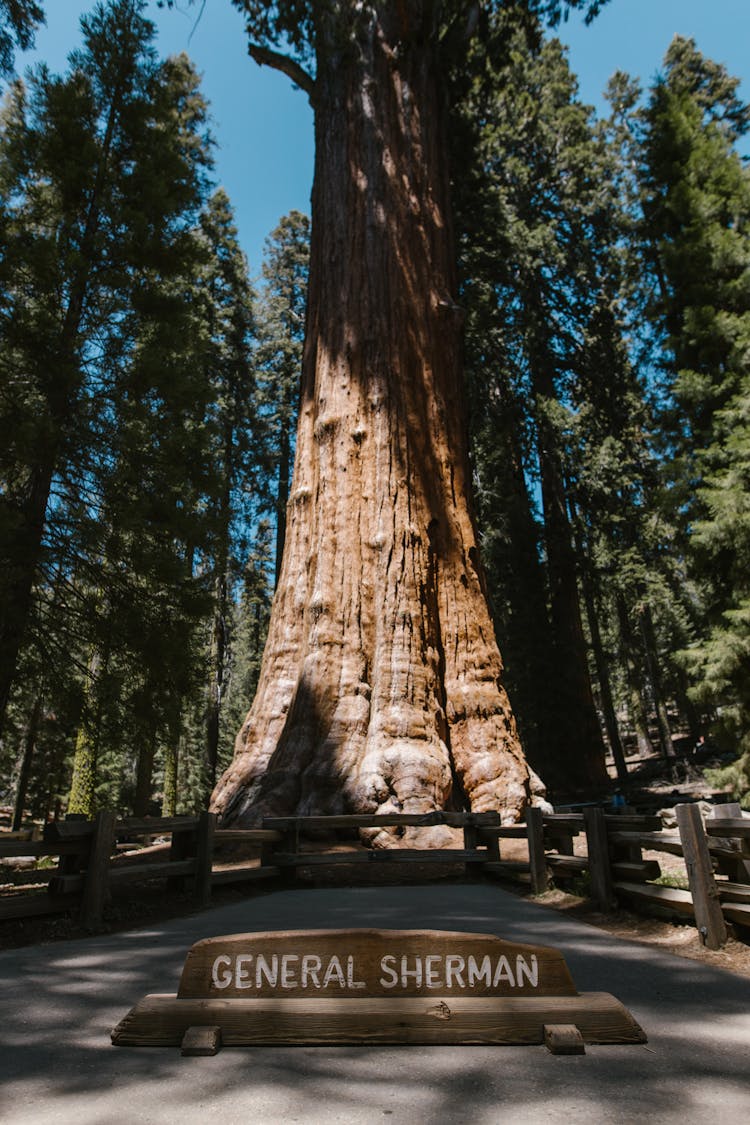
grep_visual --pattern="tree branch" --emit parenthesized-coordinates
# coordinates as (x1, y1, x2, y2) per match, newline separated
(439, 1, 480, 55)
(247, 43, 315, 102)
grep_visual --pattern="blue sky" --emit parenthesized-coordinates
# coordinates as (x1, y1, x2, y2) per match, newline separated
(16, 1, 750, 275)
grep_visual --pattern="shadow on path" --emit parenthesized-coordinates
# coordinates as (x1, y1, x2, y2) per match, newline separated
(1, 884, 749, 1123)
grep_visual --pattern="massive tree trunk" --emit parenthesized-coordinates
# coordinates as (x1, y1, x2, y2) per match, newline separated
(212, 8, 541, 837)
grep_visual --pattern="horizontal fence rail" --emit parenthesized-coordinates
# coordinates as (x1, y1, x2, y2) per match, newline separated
(0, 813, 281, 928)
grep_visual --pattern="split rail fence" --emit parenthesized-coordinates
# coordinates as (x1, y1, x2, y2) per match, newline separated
(0, 813, 280, 930)
(1, 804, 749, 947)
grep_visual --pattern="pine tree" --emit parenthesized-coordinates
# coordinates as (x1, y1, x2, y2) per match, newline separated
(199, 188, 258, 803)
(451, 22, 614, 790)
(0, 1, 238, 817)
(0, 0, 201, 735)
(256, 210, 310, 584)
(0, 0, 44, 79)
(640, 38, 750, 775)
(643, 36, 750, 481)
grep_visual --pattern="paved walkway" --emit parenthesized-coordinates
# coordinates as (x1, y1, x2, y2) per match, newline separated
(1, 883, 749, 1124)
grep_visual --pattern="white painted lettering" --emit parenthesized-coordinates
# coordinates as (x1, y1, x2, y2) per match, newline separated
(210, 942, 540, 997)
(380, 954, 398, 988)
(235, 954, 254, 990)
(445, 955, 465, 988)
(401, 955, 423, 989)
(467, 955, 491, 987)
(346, 956, 366, 990)
(323, 955, 346, 988)
(256, 954, 278, 988)
(516, 954, 538, 988)
(425, 955, 442, 989)
(492, 955, 515, 988)
(281, 954, 299, 989)
(301, 954, 322, 988)
(212, 954, 232, 990)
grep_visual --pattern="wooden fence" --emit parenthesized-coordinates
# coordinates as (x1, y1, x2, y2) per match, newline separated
(485, 802, 750, 950)
(0, 813, 280, 930)
(1, 804, 749, 946)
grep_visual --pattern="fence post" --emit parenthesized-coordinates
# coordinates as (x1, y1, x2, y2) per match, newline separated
(675, 803, 727, 950)
(168, 823, 195, 892)
(481, 827, 501, 863)
(463, 818, 479, 877)
(56, 813, 88, 882)
(80, 809, 117, 930)
(194, 811, 216, 908)
(583, 807, 616, 910)
(710, 803, 750, 883)
(526, 807, 549, 895)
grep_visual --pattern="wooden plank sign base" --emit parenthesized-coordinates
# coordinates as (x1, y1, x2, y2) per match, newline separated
(111, 928, 646, 1050)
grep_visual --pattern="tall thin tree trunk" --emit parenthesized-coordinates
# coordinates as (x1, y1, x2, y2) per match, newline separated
(527, 322, 608, 789)
(68, 648, 104, 818)
(0, 458, 55, 732)
(162, 738, 179, 817)
(616, 591, 654, 757)
(205, 574, 227, 798)
(674, 671, 702, 746)
(567, 503, 627, 784)
(212, 8, 541, 838)
(639, 603, 675, 762)
(476, 383, 558, 785)
(580, 574, 628, 783)
(12, 686, 43, 832)
(628, 689, 653, 757)
(134, 726, 157, 817)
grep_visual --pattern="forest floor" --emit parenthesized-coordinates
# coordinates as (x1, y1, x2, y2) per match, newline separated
(528, 887, 750, 979)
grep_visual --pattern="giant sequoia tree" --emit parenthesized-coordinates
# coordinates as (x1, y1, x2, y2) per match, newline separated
(212, 1, 607, 834)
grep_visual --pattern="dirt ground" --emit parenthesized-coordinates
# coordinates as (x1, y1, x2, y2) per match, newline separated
(531, 885, 750, 979)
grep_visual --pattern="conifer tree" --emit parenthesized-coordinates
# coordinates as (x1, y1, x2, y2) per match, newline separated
(642, 36, 750, 494)
(0, 0, 44, 79)
(199, 188, 258, 801)
(1, 1, 234, 816)
(451, 22, 613, 789)
(256, 210, 310, 584)
(640, 39, 750, 779)
(0, 0, 212, 735)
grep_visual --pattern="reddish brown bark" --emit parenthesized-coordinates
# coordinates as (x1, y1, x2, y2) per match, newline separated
(212, 8, 542, 838)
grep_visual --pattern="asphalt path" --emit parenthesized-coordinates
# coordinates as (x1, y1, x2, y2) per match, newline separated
(1, 882, 749, 1124)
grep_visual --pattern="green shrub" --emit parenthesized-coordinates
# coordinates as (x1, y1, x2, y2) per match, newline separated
(704, 751, 750, 809)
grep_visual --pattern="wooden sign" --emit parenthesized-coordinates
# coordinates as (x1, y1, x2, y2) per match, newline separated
(178, 928, 576, 999)
(112, 928, 646, 1052)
